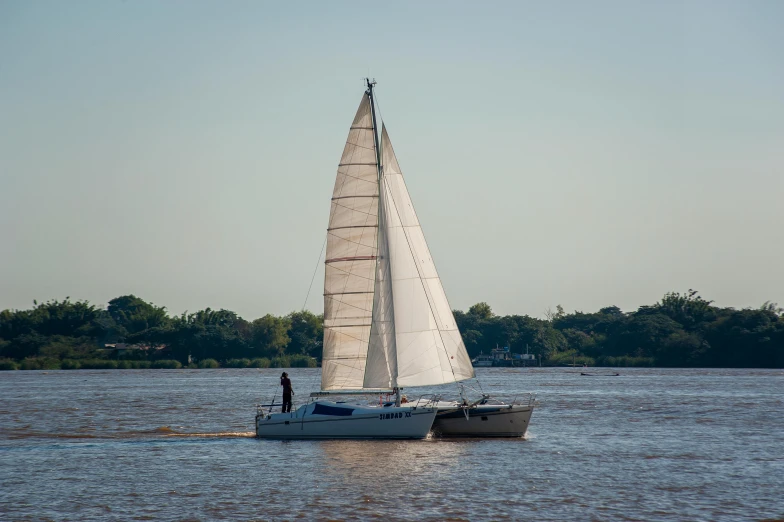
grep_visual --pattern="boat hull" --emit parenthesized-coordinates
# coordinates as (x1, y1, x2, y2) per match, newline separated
(432, 403, 534, 438)
(256, 400, 436, 440)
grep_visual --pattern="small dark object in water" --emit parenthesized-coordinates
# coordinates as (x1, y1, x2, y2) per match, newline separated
(581, 372, 620, 376)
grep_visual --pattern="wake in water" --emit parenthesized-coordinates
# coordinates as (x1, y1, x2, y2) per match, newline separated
(2, 426, 255, 440)
(144, 426, 256, 438)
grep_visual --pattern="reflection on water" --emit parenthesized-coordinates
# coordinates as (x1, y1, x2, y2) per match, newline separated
(316, 438, 474, 486)
(1, 368, 783, 521)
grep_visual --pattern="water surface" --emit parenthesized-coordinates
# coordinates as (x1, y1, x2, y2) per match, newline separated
(1, 368, 782, 521)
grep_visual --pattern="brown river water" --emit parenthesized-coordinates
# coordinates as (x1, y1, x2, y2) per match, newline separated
(1, 368, 783, 521)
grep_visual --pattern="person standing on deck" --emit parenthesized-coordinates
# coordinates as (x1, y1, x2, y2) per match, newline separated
(280, 372, 293, 413)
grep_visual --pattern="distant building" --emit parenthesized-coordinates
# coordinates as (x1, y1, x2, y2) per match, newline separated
(473, 346, 537, 367)
(104, 343, 168, 356)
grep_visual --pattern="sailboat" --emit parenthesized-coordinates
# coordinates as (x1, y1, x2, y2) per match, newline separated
(255, 80, 534, 439)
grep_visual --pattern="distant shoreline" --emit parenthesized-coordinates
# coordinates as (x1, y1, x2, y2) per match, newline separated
(1, 359, 780, 371)
(2, 291, 783, 370)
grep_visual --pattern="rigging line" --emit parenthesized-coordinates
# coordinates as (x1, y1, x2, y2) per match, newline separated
(373, 89, 384, 128)
(301, 233, 327, 312)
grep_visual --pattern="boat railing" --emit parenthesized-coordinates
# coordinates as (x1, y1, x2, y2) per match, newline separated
(473, 392, 536, 408)
(257, 393, 442, 416)
(401, 394, 440, 409)
(511, 392, 536, 408)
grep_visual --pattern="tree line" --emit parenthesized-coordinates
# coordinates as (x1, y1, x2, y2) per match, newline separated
(1, 290, 782, 370)
(0, 295, 320, 370)
(455, 291, 783, 368)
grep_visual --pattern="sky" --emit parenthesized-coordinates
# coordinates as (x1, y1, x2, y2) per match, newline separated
(1, 0, 782, 320)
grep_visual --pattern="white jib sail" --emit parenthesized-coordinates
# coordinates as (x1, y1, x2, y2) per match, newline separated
(364, 139, 397, 389)
(321, 94, 380, 391)
(364, 125, 475, 388)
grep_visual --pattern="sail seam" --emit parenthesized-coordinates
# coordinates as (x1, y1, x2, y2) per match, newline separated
(330, 201, 376, 216)
(326, 225, 376, 242)
(331, 198, 377, 208)
(325, 256, 377, 263)
(333, 171, 379, 185)
(326, 324, 372, 328)
(326, 333, 369, 344)
(324, 329, 369, 342)
(341, 143, 375, 152)
(327, 225, 378, 231)
(325, 234, 376, 250)
(343, 142, 370, 151)
(325, 297, 373, 312)
(324, 263, 374, 280)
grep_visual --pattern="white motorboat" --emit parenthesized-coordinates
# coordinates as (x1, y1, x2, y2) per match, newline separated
(256, 79, 533, 439)
(471, 353, 494, 367)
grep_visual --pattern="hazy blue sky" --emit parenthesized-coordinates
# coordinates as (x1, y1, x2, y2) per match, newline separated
(1, 0, 782, 319)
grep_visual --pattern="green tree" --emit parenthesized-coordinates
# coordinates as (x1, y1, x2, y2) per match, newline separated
(285, 311, 322, 357)
(468, 302, 493, 320)
(250, 314, 290, 358)
(108, 295, 169, 338)
(656, 289, 715, 328)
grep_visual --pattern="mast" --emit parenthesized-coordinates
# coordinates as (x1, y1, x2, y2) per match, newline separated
(366, 78, 402, 405)
(366, 78, 382, 181)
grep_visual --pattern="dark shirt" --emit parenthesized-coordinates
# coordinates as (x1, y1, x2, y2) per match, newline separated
(281, 377, 292, 394)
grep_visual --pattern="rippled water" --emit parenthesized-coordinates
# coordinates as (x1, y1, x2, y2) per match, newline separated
(1, 368, 783, 521)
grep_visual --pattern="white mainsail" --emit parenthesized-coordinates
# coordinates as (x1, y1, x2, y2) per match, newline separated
(322, 86, 474, 392)
(321, 94, 379, 390)
(363, 125, 474, 388)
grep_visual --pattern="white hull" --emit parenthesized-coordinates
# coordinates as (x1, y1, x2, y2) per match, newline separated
(431, 401, 534, 438)
(256, 400, 436, 440)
